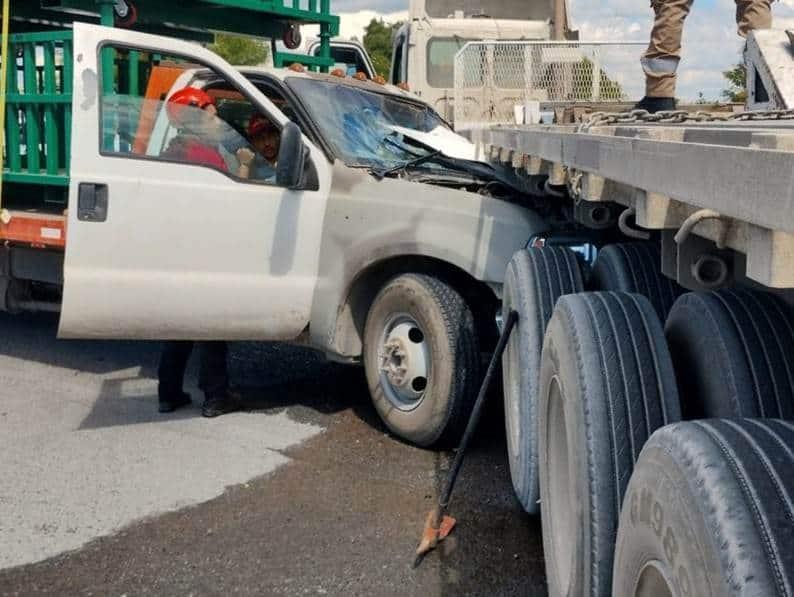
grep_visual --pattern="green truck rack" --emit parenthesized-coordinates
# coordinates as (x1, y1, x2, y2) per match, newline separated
(2, 0, 340, 189)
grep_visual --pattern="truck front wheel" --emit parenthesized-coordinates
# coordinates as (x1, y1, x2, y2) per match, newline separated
(363, 274, 480, 448)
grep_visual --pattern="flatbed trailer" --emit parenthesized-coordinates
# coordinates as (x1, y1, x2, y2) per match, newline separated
(471, 115, 794, 291)
(458, 29, 794, 597)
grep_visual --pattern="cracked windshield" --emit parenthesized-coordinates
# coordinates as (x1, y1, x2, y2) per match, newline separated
(286, 78, 448, 169)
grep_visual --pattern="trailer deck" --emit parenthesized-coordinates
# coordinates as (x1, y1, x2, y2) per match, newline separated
(467, 114, 794, 289)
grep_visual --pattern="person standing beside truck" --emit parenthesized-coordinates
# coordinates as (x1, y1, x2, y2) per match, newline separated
(156, 87, 242, 417)
(635, 0, 773, 113)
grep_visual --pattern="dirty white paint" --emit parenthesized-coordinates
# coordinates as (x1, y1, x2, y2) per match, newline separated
(0, 332, 322, 570)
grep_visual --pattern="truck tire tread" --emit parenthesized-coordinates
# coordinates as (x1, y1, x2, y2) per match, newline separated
(364, 273, 480, 448)
(501, 246, 583, 514)
(539, 291, 680, 596)
(613, 418, 794, 597)
(592, 242, 682, 320)
(665, 289, 794, 420)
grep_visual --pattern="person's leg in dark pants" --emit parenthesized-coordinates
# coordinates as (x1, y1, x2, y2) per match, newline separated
(197, 341, 240, 417)
(158, 341, 194, 412)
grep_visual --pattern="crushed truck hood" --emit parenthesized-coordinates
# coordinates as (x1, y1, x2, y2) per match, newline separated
(389, 125, 483, 162)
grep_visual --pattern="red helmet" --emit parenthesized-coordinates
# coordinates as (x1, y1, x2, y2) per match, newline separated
(247, 114, 277, 138)
(166, 87, 215, 124)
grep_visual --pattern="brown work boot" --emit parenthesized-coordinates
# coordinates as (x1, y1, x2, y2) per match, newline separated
(634, 96, 676, 114)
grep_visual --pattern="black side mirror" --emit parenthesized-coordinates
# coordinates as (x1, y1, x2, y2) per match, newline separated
(276, 122, 306, 189)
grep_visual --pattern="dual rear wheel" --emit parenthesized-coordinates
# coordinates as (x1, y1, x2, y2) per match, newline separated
(516, 242, 794, 597)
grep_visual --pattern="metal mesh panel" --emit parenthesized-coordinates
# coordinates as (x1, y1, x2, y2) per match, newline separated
(453, 41, 647, 127)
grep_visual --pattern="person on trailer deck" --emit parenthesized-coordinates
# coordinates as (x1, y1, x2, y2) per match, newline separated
(635, 0, 773, 113)
(156, 86, 241, 418)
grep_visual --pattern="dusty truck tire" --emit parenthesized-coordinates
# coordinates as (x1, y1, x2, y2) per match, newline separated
(538, 292, 681, 597)
(665, 288, 794, 420)
(501, 247, 584, 515)
(613, 419, 794, 597)
(363, 273, 480, 448)
(591, 242, 682, 321)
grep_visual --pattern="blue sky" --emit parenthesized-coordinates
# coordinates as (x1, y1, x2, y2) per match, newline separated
(329, 0, 794, 100)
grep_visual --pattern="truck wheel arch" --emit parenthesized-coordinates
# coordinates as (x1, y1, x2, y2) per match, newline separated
(325, 255, 499, 360)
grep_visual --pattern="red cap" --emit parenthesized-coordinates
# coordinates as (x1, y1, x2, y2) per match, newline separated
(247, 114, 277, 138)
(166, 87, 215, 124)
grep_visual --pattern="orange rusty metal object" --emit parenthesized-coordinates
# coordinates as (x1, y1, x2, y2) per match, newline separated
(0, 211, 67, 249)
(413, 508, 456, 567)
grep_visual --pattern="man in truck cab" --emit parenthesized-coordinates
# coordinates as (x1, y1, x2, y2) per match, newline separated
(245, 113, 281, 180)
(157, 87, 242, 418)
(635, 0, 773, 113)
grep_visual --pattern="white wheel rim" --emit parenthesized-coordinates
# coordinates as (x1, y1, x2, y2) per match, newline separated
(377, 313, 431, 412)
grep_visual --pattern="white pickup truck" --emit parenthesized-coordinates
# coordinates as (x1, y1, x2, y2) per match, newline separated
(18, 23, 548, 446)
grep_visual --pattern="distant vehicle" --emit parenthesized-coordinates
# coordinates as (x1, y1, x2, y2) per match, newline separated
(272, 37, 376, 79)
(308, 39, 377, 78)
(390, 0, 574, 121)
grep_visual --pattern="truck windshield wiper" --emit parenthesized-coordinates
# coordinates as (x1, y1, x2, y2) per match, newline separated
(372, 150, 444, 180)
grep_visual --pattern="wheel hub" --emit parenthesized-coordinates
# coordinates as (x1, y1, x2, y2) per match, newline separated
(380, 338, 410, 387)
(377, 316, 430, 411)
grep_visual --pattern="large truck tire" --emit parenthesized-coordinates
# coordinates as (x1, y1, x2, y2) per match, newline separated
(665, 288, 794, 420)
(613, 419, 794, 597)
(591, 242, 682, 321)
(501, 247, 583, 514)
(538, 291, 681, 597)
(363, 273, 480, 448)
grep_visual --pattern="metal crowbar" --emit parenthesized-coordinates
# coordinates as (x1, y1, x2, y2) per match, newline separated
(412, 309, 518, 568)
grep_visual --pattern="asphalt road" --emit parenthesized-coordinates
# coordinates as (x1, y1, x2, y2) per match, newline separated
(0, 312, 547, 596)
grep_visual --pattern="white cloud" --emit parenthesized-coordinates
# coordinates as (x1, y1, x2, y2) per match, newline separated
(302, 9, 407, 42)
(338, 9, 409, 39)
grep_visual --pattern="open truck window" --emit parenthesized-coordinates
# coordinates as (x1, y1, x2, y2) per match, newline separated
(99, 46, 281, 184)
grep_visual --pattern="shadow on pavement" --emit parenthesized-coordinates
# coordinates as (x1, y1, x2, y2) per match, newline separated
(0, 312, 160, 376)
(0, 315, 548, 595)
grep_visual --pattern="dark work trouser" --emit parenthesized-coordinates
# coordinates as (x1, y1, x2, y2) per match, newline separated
(158, 341, 229, 401)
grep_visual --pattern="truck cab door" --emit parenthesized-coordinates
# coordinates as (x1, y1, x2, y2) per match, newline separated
(58, 23, 331, 340)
